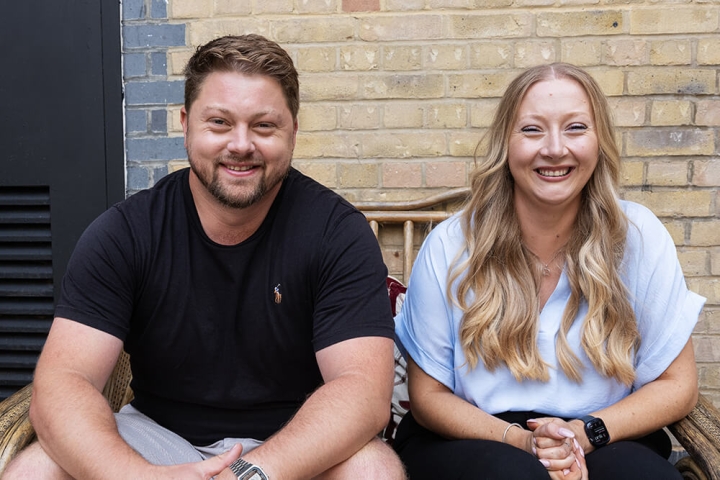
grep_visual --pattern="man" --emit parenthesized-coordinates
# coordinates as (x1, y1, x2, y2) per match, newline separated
(4, 34, 404, 480)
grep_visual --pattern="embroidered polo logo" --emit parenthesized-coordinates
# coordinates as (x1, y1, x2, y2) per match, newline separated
(274, 284, 282, 304)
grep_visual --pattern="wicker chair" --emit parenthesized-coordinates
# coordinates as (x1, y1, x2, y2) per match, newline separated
(0, 188, 717, 479)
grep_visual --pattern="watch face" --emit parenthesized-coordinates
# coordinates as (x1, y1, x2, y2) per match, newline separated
(585, 417, 610, 446)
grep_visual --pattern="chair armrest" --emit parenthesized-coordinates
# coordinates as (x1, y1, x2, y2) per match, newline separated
(0, 384, 35, 474)
(668, 393, 720, 480)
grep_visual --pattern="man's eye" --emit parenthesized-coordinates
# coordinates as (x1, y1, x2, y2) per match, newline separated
(211, 118, 227, 125)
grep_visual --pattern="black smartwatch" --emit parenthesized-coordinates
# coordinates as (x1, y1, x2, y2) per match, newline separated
(229, 458, 269, 480)
(579, 415, 610, 448)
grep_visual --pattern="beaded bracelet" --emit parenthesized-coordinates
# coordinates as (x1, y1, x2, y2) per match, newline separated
(502, 422, 523, 443)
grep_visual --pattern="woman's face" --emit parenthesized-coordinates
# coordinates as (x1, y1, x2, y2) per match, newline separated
(508, 77, 599, 214)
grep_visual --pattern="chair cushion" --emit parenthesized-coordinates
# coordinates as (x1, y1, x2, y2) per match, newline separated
(384, 276, 409, 444)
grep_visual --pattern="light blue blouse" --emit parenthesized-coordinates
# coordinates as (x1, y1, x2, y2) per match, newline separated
(395, 200, 706, 417)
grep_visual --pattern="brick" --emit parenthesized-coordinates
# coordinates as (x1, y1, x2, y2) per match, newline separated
(607, 98, 646, 127)
(360, 15, 444, 41)
(343, 0, 380, 12)
(167, 160, 189, 173)
(514, 41, 557, 68)
(294, 133, 353, 158)
(561, 40, 602, 66)
(678, 249, 709, 276)
(383, 162, 423, 188)
(150, 109, 168, 133)
(686, 278, 720, 305)
(339, 105, 380, 130)
(604, 39, 648, 66)
(274, 18, 355, 43)
(254, 0, 293, 13)
(297, 0, 337, 13)
(301, 75, 359, 101)
(427, 103, 468, 129)
(627, 68, 716, 95)
(127, 164, 151, 190)
(383, 46, 422, 71)
(620, 160, 644, 187)
(690, 221, 720, 247)
(124, 53, 147, 78)
(650, 40, 692, 66)
(340, 45, 380, 71)
(187, 19, 270, 47)
(362, 74, 444, 100)
(661, 219, 686, 246)
(646, 161, 688, 186)
(537, 10, 623, 37)
(698, 38, 720, 66)
(386, 0, 425, 10)
(630, 7, 718, 34)
(587, 68, 624, 96)
(297, 47, 337, 72)
(449, 131, 482, 157)
(449, 13, 532, 39)
(123, 24, 186, 49)
(147, 55, 165, 78)
(696, 101, 720, 126)
(383, 103, 424, 128)
(469, 42, 513, 68)
(214, 0, 252, 15)
(698, 364, 720, 389)
(623, 191, 714, 217)
(470, 99, 500, 128)
(469, 0, 513, 5)
(560, 0, 601, 5)
(298, 105, 337, 131)
(292, 161, 338, 188)
(171, 0, 212, 18)
(702, 308, 720, 335)
(169, 106, 183, 133)
(713, 249, 720, 277)
(338, 163, 379, 188)
(123, 0, 146, 20)
(694, 160, 720, 187)
(425, 45, 468, 70)
(125, 80, 185, 106)
(426, 161, 467, 187)
(357, 132, 447, 158)
(168, 50, 193, 76)
(126, 137, 186, 161)
(517, 0, 554, 5)
(126, 109, 148, 133)
(151, 0, 167, 18)
(650, 100, 692, 126)
(694, 335, 720, 362)
(448, 71, 517, 98)
(626, 129, 715, 157)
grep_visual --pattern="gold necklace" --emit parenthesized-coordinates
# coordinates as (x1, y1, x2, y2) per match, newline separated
(526, 245, 566, 276)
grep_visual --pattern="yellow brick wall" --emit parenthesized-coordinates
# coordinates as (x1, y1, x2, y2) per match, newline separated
(165, 1, 720, 402)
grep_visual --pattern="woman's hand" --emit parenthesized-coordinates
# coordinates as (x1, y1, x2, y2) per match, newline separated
(528, 417, 585, 477)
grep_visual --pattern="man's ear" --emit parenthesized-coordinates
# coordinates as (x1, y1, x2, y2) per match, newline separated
(180, 106, 189, 147)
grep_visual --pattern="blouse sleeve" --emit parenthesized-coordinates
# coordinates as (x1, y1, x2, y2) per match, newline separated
(394, 218, 463, 391)
(623, 202, 706, 390)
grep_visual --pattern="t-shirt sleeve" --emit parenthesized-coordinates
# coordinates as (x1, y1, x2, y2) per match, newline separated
(54, 206, 137, 341)
(394, 221, 459, 391)
(311, 210, 395, 351)
(624, 202, 706, 389)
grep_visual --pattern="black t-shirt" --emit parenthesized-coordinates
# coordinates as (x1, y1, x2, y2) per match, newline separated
(55, 168, 394, 444)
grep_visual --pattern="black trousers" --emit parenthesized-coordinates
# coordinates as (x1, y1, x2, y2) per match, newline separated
(393, 411, 683, 480)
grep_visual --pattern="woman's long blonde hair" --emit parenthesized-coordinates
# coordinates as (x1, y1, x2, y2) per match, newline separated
(449, 63, 639, 385)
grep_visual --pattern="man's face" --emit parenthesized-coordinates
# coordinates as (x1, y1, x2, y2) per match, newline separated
(181, 71, 298, 209)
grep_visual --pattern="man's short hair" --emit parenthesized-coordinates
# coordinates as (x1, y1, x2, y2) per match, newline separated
(183, 34, 299, 119)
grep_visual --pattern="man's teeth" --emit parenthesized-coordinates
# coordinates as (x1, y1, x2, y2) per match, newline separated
(227, 165, 254, 172)
(537, 168, 570, 177)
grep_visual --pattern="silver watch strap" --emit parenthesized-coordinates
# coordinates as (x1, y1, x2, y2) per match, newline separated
(229, 458, 269, 480)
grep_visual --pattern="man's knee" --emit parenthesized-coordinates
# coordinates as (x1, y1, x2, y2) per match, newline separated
(318, 437, 406, 480)
(1, 442, 71, 480)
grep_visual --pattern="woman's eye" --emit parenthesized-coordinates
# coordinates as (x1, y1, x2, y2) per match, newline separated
(568, 123, 587, 131)
(520, 126, 540, 133)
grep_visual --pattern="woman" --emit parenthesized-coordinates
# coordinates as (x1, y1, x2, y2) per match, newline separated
(393, 63, 706, 479)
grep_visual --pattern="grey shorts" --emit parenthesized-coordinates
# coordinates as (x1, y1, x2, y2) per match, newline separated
(115, 404, 263, 466)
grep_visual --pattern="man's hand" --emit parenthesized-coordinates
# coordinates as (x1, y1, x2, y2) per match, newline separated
(148, 444, 243, 480)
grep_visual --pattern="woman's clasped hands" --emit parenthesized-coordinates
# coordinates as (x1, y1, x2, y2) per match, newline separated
(527, 418, 588, 480)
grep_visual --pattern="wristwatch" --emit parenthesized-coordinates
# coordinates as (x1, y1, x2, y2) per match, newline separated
(229, 458, 269, 480)
(579, 415, 610, 448)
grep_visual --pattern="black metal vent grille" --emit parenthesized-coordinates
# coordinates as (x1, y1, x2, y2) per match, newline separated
(0, 186, 53, 399)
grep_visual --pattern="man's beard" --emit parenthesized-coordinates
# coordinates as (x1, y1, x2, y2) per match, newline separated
(188, 153, 291, 209)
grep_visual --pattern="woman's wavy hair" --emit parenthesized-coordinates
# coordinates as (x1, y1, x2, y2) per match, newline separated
(183, 34, 299, 119)
(449, 63, 639, 385)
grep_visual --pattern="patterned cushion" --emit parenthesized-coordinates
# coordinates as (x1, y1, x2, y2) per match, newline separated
(383, 276, 410, 444)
